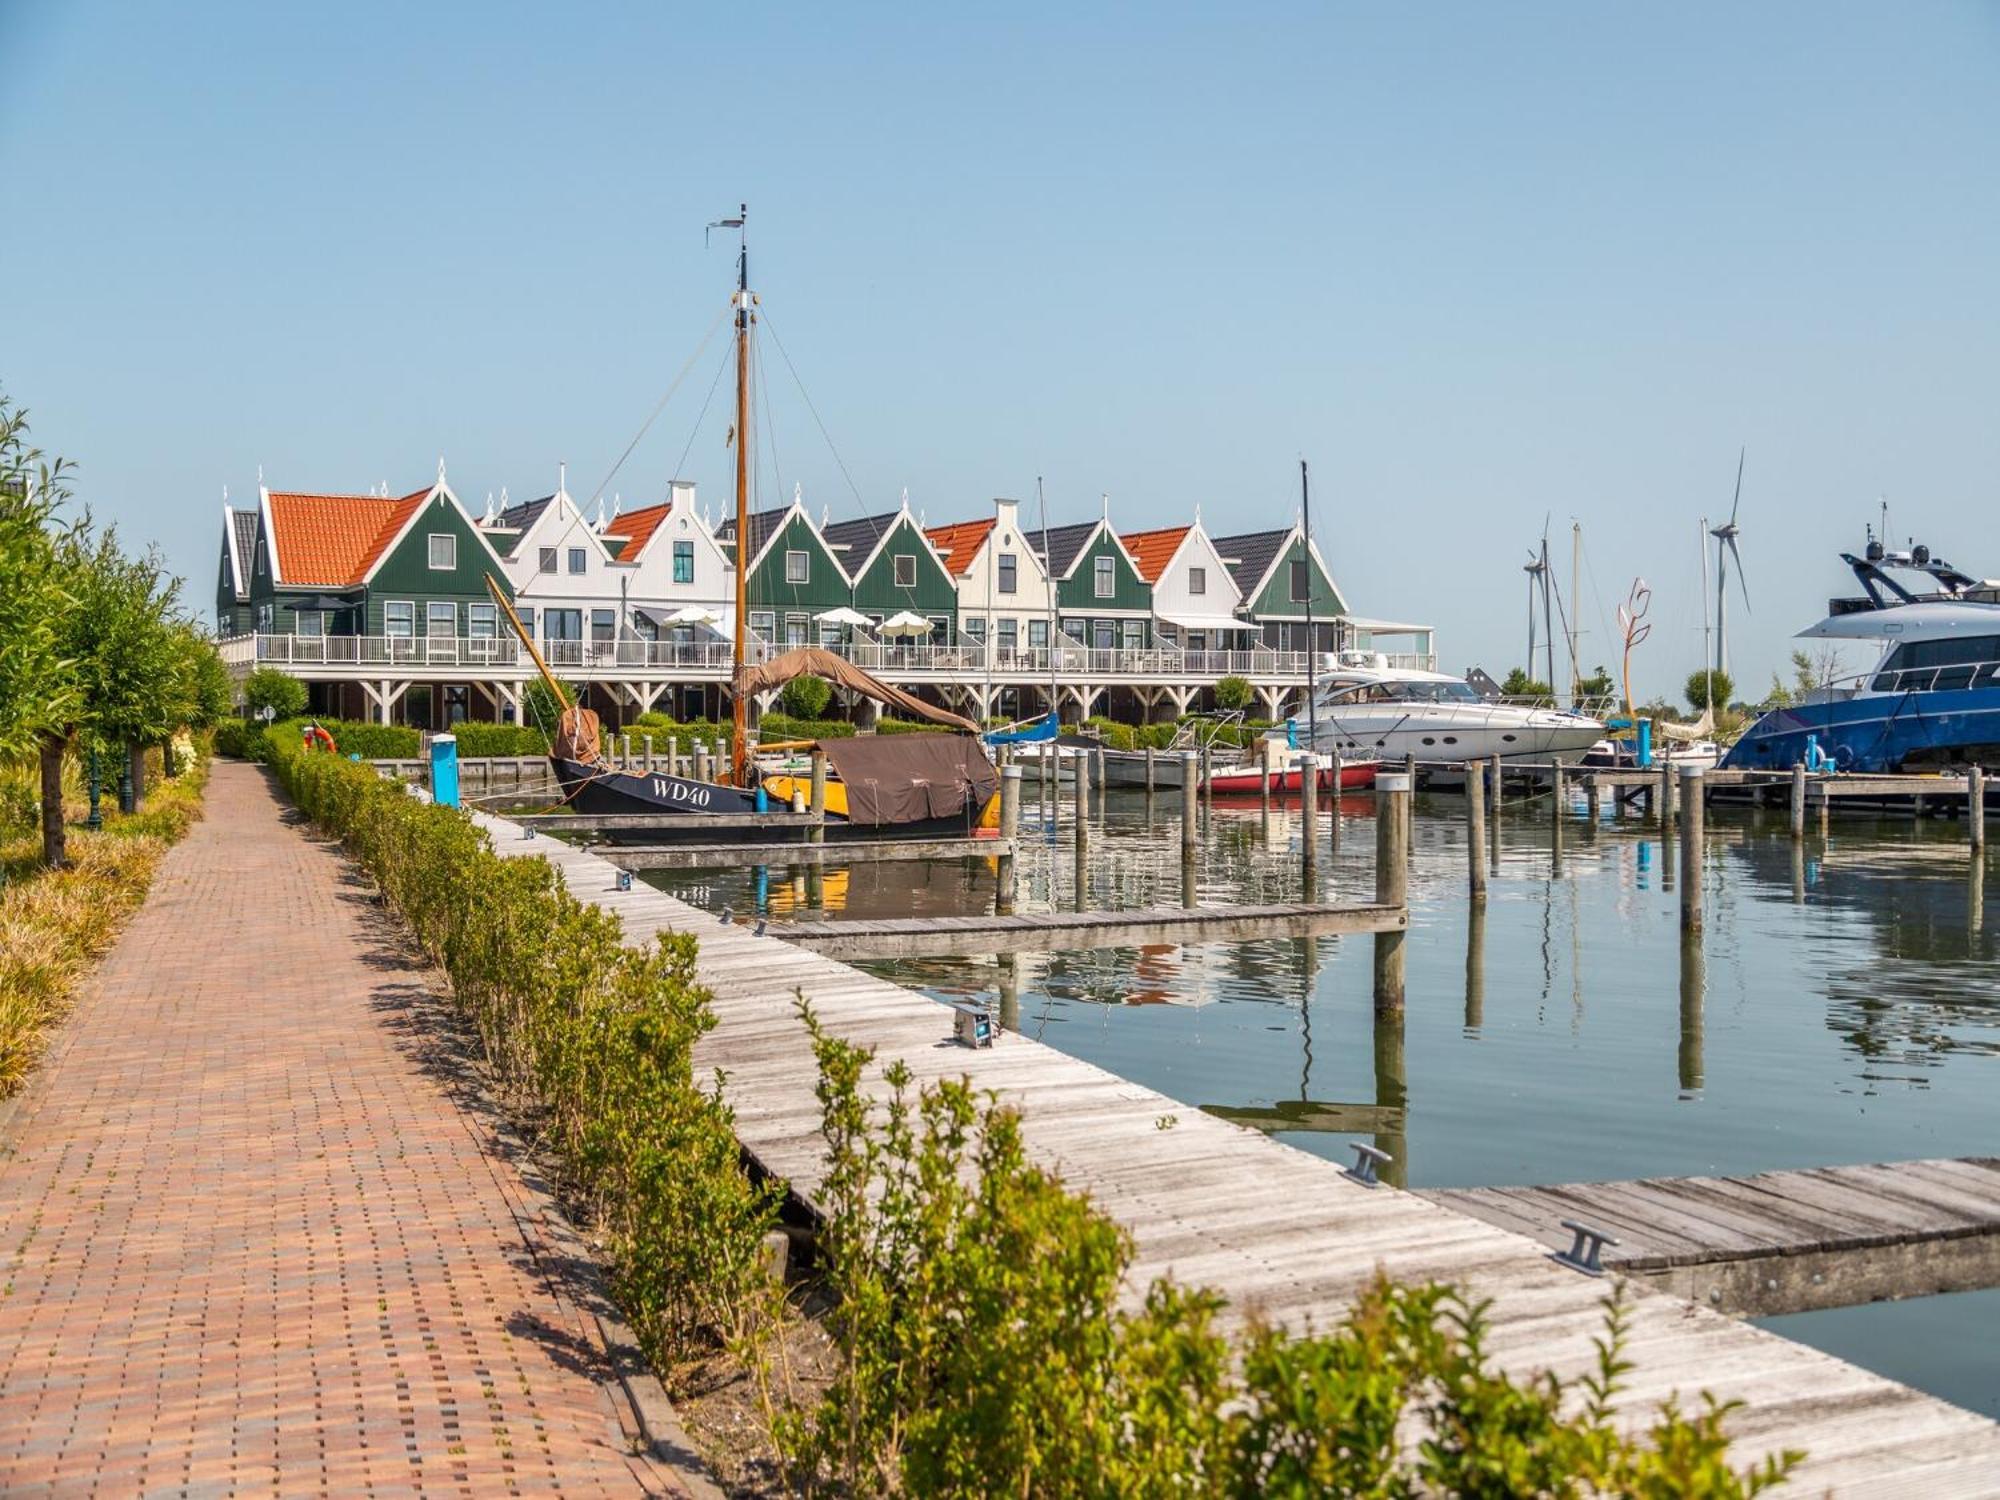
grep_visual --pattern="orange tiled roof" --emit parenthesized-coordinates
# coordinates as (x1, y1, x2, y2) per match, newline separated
(923, 518, 993, 577)
(1121, 525, 1191, 584)
(603, 502, 670, 559)
(266, 488, 431, 587)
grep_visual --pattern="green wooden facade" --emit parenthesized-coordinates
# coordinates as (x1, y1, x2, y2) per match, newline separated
(741, 508, 852, 646)
(1245, 533, 1346, 651)
(1055, 524, 1152, 649)
(842, 514, 957, 626)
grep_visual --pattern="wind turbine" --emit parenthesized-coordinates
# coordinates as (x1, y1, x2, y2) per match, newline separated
(1522, 519, 1554, 691)
(1709, 449, 1751, 681)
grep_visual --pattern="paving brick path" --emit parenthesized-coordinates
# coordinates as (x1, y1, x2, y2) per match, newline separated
(0, 763, 682, 1496)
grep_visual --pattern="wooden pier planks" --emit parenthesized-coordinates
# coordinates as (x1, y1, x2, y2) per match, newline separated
(598, 836, 1011, 869)
(1426, 1159, 2000, 1317)
(774, 900, 1404, 958)
(468, 808, 2000, 1493)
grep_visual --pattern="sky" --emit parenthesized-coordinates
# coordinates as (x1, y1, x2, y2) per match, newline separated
(5, 1, 1999, 698)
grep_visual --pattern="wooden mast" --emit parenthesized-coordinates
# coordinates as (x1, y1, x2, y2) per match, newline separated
(728, 205, 752, 785)
(484, 573, 568, 712)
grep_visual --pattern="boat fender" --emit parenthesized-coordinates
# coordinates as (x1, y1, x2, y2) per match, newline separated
(755, 784, 769, 813)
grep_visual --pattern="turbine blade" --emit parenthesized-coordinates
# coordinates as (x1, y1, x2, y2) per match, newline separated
(1729, 446, 1745, 526)
(1727, 535, 1751, 613)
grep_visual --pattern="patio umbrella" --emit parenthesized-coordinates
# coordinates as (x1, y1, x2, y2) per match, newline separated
(879, 610, 934, 636)
(814, 606, 873, 629)
(664, 604, 721, 625)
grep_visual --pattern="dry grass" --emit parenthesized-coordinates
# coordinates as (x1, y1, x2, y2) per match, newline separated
(0, 747, 209, 1098)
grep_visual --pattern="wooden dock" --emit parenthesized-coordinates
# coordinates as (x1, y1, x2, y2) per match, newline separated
(466, 805, 2000, 1491)
(512, 809, 822, 833)
(1427, 1158, 2000, 1317)
(599, 835, 1011, 870)
(777, 900, 1404, 959)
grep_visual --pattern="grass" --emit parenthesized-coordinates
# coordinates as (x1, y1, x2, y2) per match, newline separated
(0, 745, 209, 1098)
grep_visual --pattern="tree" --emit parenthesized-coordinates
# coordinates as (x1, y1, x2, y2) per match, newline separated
(182, 628, 235, 727)
(1500, 668, 1553, 703)
(1213, 675, 1254, 713)
(780, 674, 833, 719)
(1685, 668, 1733, 715)
(1791, 645, 1845, 699)
(1575, 664, 1613, 699)
(522, 677, 583, 733)
(243, 667, 309, 723)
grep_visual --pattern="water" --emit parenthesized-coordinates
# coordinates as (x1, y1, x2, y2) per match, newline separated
(645, 784, 2000, 1414)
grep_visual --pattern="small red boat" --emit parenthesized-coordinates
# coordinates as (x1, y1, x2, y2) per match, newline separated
(1204, 756, 1380, 797)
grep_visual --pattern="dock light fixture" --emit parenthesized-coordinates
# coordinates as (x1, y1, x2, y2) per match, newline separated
(1552, 1218, 1620, 1277)
(521, 826, 537, 840)
(1344, 1142, 1392, 1188)
(952, 1002, 995, 1049)
(615, 871, 633, 892)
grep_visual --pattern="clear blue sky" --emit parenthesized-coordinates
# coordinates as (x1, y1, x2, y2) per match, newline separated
(6, 1, 1998, 697)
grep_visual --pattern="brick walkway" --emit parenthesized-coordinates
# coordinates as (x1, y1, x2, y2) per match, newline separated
(0, 763, 682, 1496)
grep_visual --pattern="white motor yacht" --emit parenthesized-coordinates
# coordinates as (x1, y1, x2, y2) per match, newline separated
(1296, 654, 1606, 766)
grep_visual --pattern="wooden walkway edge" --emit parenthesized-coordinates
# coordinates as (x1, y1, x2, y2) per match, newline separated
(1427, 1158, 2000, 1317)
(470, 806, 2000, 1494)
(777, 900, 1405, 958)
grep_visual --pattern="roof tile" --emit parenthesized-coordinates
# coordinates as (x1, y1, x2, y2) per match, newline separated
(923, 518, 994, 577)
(1121, 525, 1190, 584)
(267, 488, 430, 587)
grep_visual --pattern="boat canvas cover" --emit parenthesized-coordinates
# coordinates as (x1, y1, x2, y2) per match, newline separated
(737, 646, 979, 733)
(552, 704, 603, 764)
(819, 734, 998, 826)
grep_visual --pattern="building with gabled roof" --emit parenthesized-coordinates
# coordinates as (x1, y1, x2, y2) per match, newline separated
(1211, 521, 1348, 656)
(1024, 502, 1153, 651)
(822, 496, 958, 640)
(1122, 515, 1257, 655)
(717, 488, 852, 647)
(925, 498, 1057, 661)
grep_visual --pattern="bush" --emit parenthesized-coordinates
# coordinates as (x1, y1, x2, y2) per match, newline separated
(450, 722, 548, 757)
(1686, 668, 1734, 716)
(264, 729, 780, 1376)
(777, 997, 1801, 1495)
(1213, 674, 1254, 713)
(875, 716, 948, 736)
(212, 717, 257, 759)
(759, 714, 856, 742)
(243, 667, 308, 722)
(779, 674, 833, 719)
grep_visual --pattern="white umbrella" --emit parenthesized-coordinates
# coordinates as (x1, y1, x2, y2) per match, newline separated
(664, 604, 720, 625)
(814, 606, 872, 628)
(879, 610, 934, 636)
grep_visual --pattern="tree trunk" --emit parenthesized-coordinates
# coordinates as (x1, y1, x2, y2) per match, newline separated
(39, 734, 68, 869)
(128, 741, 147, 809)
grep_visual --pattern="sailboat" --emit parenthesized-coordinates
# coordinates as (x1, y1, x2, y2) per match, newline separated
(486, 206, 1002, 841)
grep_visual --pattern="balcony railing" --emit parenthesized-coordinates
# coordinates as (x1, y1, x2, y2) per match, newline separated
(226, 633, 1431, 682)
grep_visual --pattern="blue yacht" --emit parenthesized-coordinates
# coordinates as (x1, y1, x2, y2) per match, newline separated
(1724, 536, 2000, 774)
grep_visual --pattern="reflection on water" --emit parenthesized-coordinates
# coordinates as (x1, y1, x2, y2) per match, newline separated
(645, 785, 2000, 1407)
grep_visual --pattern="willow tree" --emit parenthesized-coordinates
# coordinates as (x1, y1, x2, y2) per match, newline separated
(0, 399, 80, 866)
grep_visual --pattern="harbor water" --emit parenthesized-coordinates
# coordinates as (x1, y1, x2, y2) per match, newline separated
(644, 782, 2000, 1417)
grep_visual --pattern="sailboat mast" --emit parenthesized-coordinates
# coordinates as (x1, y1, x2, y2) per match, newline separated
(1300, 460, 1318, 754)
(729, 206, 751, 786)
(1699, 515, 1712, 716)
(1037, 476, 1059, 724)
(1570, 521, 1581, 707)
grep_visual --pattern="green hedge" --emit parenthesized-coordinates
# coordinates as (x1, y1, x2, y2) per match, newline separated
(449, 722, 549, 757)
(263, 726, 779, 1375)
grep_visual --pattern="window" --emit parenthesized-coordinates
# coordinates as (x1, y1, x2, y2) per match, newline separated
(1290, 558, 1310, 603)
(928, 615, 950, 641)
(443, 685, 470, 726)
(1187, 631, 1206, 652)
(750, 611, 775, 640)
(517, 606, 536, 636)
(428, 533, 456, 570)
(785, 550, 809, 584)
(591, 608, 615, 644)
(893, 554, 916, 588)
(632, 610, 658, 641)
(1189, 566, 1206, 595)
(256, 602, 275, 631)
(468, 603, 496, 638)
(1094, 556, 1115, 598)
(296, 611, 325, 638)
(384, 601, 415, 638)
(1093, 620, 1115, 650)
(1028, 619, 1049, 649)
(567, 547, 587, 575)
(544, 608, 582, 641)
(218, 611, 233, 636)
(427, 602, 456, 638)
(539, 546, 557, 574)
(997, 553, 1017, 594)
(785, 613, 808, 646)
(673, 540, 695, 584)
(997, 618, 1018, 652)
(1882, 636, 2000, 671)
(965, 617, 987, 644)
(1122, 619, 1145, 650)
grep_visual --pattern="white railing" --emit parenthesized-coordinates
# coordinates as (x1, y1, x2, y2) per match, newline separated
(235, 633, 1351, 683)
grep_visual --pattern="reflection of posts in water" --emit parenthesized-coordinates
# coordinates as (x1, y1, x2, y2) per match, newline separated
(1661, 828, 1676, 891)
(1971, 856, 1986, 937)
(1373, 773, 1411, 1011)
(1791, 838, 1805, 907)
(1679, 765, 1706, 933)
(753, 863, 770, 913)
(998, 951, 1021, 1033)
(1182, 849, 1197, 909)
(1373, 995, 1409, 1188)
(1678, 926, 1705, 1093)
(805, 864, 824, 909)
(1329, 751, 1343, 852)
(1464, 897, 1486, 1032)
(1550, 764, 1565, 874)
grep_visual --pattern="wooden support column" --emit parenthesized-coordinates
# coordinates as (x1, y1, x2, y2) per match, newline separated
(1970, 764, 1986, 852)
(1680, 765, 1706, 934)
(1466, 756, 1487, 898)
(808, 751, 827, 846)
(1790, 762, 1807, 841)
(1372, 771, 1411, 1011)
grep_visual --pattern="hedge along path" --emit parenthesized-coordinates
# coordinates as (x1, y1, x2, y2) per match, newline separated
(471, 807, 2000, 1495)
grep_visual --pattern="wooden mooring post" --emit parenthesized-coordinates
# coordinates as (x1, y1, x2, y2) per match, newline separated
(1299, 758, 1318, 888)
(996, 764, 1022, 914)
(1679, 764, 1706, 933)
(1970, 764, 1986, 852)
(1790, 762, 1806, 841)
(1373, 771, 1411, 1010)
(1659, 758, 1676, 825)
(1466, 755, 1487, 897)
(1144, 745, 1156, 795)
(694, 742, 711, 783)
(666, 734, 680, 776)
(808, 751, 828, 846)
(1180, 750, 1199, 859)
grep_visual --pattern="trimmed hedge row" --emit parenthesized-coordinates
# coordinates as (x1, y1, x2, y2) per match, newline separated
(263, 726, 779, 1374)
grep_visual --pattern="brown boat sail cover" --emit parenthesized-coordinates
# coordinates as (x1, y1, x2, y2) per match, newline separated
(818, 734, 999, 826)
(735, 648, 980, 734)
(551, 704, 603, 765)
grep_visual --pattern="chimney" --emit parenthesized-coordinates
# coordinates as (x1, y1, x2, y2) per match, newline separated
(993, 497, 1019, 543)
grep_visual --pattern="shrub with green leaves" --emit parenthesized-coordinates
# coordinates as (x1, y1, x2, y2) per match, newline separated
(265, 728, 780, 1376)
(243, 667, 308, 722)
(1213, 674, 1254, 714)
(779, 674, 833, 719)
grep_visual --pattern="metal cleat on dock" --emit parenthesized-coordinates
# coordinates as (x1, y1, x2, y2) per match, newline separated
(1344, 1142, 1393, 1188)
(1553, 1218, 1620, 1276)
